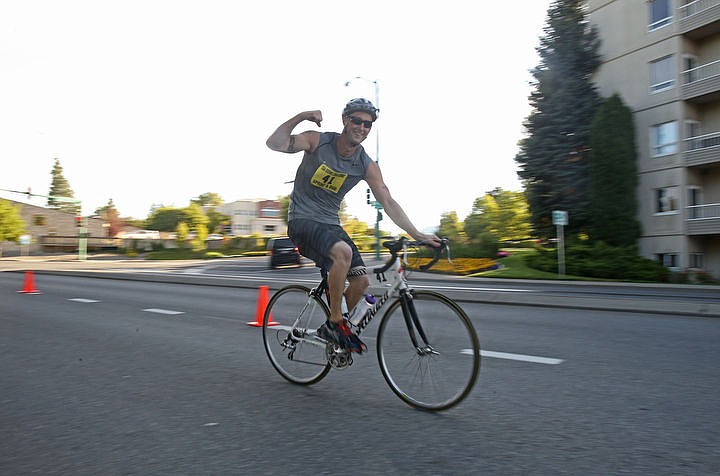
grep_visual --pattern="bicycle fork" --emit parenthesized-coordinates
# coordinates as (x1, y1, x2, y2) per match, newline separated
(399, 290, 439, 356)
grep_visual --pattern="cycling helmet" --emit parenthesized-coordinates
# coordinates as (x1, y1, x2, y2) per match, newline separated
(343, 98, 379, 121)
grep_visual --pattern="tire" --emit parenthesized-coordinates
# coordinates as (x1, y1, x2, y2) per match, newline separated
(262, 285, 332, 385)
(376, 290, 480, 411)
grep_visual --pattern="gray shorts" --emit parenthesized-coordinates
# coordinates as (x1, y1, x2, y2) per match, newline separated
(287, 218, 366, 277)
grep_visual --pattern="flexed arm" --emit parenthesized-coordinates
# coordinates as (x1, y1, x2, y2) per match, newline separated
(266, 110, 323, 154)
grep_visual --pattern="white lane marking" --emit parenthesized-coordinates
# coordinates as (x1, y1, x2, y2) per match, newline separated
(68, 298, 101, 303)
(421, 285, 532, 293)
(142, 308, 185, 315)
(462, 349, 564, 365)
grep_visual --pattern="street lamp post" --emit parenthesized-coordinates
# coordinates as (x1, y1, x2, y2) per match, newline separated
(344, 76, 382, 259)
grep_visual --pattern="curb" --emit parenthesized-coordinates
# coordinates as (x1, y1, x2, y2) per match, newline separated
(7, 268, 719, 318)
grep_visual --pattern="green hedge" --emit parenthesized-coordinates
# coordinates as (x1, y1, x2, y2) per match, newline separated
(525, 242, 669, 282)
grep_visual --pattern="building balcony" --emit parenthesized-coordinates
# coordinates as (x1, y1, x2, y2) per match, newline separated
(680, 0, 720, 39)
(686, 203, 720, 234)
(683, 132, 720, 166)
(682, 60, 720, 102)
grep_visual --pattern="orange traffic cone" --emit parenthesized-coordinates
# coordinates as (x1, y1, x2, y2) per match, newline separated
(247, 285, 278, 326)
(17, 270, 42, 294)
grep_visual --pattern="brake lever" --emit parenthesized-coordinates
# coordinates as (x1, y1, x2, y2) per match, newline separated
(444, 239, 453, 263)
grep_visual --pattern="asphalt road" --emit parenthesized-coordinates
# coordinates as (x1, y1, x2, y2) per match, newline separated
(1, 271, 719, 475)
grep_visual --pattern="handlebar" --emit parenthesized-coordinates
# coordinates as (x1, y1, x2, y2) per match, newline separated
(372, 237, 450, 275)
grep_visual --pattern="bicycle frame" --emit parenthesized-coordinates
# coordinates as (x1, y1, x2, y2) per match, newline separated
(352, 258, 408, 336)
(292, 253, 428, 351)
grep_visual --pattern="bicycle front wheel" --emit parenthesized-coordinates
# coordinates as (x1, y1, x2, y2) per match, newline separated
(377, 290, 480, 411)
(262, 285, 331, 385)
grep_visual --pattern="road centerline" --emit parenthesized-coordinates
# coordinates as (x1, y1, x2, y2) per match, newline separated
(462, 349, 564, 365)
(142, 308, 185, 315)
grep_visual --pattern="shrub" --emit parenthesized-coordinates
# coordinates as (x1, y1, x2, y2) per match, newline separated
(695, 271, 718, 284)
(525, 242, 669, 282)
(416, 234, 499, 260)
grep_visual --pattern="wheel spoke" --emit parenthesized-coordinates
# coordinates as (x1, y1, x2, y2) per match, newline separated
(376, 291, 480, 411)
(262, 286, 331, 385)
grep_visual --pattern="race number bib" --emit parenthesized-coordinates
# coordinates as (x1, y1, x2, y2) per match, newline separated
(310, 164, 347, 193)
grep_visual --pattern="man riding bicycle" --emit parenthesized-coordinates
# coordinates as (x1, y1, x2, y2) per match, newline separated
(266, 98, 440, 353)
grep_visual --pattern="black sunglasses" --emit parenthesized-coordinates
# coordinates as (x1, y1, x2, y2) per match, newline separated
(348, 115, 373, 129)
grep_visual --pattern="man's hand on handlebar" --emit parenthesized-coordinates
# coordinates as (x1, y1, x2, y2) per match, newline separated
(413, 232, 442, 248)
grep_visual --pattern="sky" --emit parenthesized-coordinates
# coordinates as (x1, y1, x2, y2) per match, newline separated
(1, 0, 552, 235)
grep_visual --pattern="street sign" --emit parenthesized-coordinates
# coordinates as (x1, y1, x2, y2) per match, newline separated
(552, 210, 568, 226)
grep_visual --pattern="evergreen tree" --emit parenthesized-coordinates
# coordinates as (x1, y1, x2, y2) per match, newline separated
(589, 94, 641, 246)
(48, 158, 80, 214)
(515, 0, 602, 238)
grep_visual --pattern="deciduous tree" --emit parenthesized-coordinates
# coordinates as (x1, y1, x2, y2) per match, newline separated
(0, 199, 25, 243)
(465, 188, 532, 243)
(95, 199, 122, 237)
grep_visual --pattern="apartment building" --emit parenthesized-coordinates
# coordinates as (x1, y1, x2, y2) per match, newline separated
(586, 0, 720, 279)
(216, 199, 286, 237)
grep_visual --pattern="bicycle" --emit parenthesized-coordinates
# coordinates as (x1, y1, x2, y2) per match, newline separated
(261, 237, 480, 411)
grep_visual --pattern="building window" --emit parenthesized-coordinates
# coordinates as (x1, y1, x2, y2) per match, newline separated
(264, 225, 276, 233)
(234, 210, 255, 216)
(682, 55, 698, 84)
(260, 208, 280, 218)
(689, 253, 704, 269)
(655, 187, 679, 214)
(650, 121, 678, 156)
(688, 187, 702, 218)
(656, 253, 678, 268)
(648, 0, 672, 30)
(649, 55, 674, 92)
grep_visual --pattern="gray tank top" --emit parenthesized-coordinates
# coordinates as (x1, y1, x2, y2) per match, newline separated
(288, 132, 372, 224)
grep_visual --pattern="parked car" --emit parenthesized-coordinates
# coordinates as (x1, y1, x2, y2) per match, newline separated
(267, 237, 302, 269)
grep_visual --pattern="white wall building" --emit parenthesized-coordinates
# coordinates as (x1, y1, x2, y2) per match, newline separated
(216, 199, 286, 237)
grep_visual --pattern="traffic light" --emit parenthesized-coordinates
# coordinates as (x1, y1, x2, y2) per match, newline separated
(366, 188, 371, 204)
(76, 216, 83, 227)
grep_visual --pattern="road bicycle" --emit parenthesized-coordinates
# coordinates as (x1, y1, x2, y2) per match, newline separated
(261, 237, 480, 411)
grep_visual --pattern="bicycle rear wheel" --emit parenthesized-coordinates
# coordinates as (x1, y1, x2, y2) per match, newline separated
(262, 285, 331, 385)
(376, 290, 480, 411)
